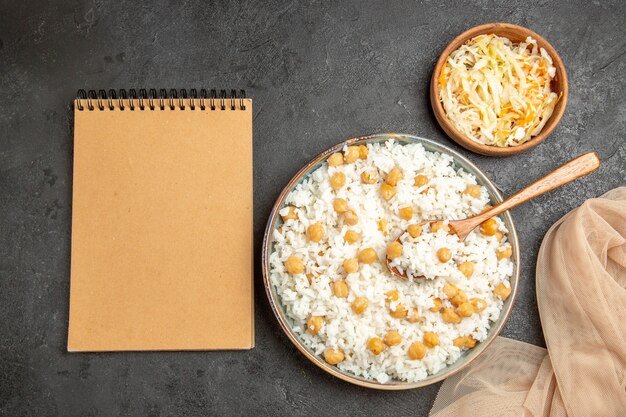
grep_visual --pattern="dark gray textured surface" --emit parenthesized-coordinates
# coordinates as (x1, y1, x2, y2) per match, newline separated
(1, 0, 625, 416)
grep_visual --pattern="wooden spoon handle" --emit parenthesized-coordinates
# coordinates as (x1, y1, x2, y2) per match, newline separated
(456, 152, 600, 237)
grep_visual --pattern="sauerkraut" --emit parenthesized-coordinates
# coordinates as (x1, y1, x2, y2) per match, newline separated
(439, 34, 560, 147)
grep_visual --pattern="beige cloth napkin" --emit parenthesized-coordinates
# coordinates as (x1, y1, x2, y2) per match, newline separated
(429, 187, 626, 417)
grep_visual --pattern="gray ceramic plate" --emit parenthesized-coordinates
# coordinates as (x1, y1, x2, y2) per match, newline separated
(262, 133, 520, 389)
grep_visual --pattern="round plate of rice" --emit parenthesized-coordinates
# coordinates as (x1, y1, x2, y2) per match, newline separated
(262, 133, 519, 389)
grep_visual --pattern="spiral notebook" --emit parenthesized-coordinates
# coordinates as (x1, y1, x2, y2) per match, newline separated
(68, 89, 253, 351)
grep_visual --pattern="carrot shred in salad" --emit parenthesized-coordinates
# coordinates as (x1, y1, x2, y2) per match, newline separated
(439, 34, 561, 147)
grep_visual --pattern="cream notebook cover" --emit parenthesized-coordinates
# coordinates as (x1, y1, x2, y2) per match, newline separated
(68, 89, 253, 351)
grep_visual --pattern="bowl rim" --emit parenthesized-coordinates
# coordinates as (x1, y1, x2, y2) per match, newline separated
(430, 22, 569, 156)
(261, 133, 521, 390)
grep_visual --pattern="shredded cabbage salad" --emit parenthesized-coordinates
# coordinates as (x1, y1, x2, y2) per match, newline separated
(439, 34, 560, 147)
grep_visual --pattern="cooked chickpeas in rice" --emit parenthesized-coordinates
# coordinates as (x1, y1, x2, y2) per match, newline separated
(271, 141, 514, 383)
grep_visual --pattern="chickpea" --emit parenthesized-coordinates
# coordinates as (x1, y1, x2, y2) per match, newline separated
(430, 221, 450, 234)
(307, 316, 325, 335)
(423, 332, 440, 348)
(429, 297, 442, 313)
(323, 348, 345, 365)
(414, 174, 429, 187)
(399, 206, 413, 220)
(384, 331, 402, 347)
(344, 146, 360, 163)
(441, 307, 461, 324)
(332, 280, 349, 298)
(351, 297, 368, 314)
(327, 153, 344, 167)
(408, 308, 421, 323)
(390, 303, 408, 318)
(408, 341, 427, 360)
(281, 206, 299, 221)
(456, 302, 474, 317)
(306, 223, 325, 242)
(480, 218, 498, 236)
(453, 336, 477, 350)
(386, 168, 403, 186)
(443, 282, 459, 298)
(358, 247, 378, 264)
(385, 290, 399, 303)
(367, 337, 385, 355)
(493, 283, 512, 300)
(284, 256, 305, 274)
(464, 337, 477, 348)
(496, 245, 513, 260)
(386, 241, 403, 260)
(450, 291, 468, 307)
(344, 210, 359, 226)
(458, 261, 474, 278)
(344, 230, 361, 244)
(453, 336, 467, 348)
(463, 185, 481, 198)
(358, 145, 368, 159)
(333, 198, 349, 213)
(378, 219, 388, 235)
(407, 224, 423, 238)
(437, 247, 452, 263)
(471, 298, 487, 312)
(343, 258, 359, 274)
(380, 183, 396, 201)
(361, 170, 378, 184)
(330, 172, 346, 190)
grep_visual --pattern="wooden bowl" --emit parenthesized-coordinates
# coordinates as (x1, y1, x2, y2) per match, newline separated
(430, 23, 568, 156)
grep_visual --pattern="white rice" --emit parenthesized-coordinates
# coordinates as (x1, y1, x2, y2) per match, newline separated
(389, 222, 512, 281)
(269, 140, 513, 383)
(390, 222, 465, 280)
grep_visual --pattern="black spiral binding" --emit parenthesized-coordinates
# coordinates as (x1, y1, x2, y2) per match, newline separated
(75, 89, 246, 111)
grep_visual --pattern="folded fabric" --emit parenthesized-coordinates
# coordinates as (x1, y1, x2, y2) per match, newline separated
(430, 187, 626, 417)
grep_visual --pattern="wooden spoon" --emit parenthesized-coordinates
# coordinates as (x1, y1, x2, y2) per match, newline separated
(386, 152, 600, 279)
